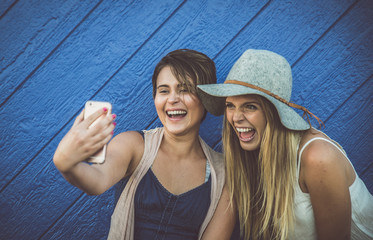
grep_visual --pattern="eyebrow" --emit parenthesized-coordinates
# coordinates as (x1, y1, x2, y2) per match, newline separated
(157, 83, 188, 89)
(157, 84, 169, 89)
(225, 100, 260, 105)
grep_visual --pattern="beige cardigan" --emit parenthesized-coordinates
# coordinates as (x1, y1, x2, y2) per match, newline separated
(107, 127, 225, 240)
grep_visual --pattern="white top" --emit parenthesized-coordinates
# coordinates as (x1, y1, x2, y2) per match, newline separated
(289, 137, 373, 240)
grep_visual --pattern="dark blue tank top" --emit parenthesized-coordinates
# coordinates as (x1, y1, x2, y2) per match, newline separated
(115, 170, 211, 240)
(134, 168, 211, 239)
(114, 131, 212, 239)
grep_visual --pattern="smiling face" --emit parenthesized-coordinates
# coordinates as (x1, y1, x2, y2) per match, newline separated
(154, 66, 205, 136)
(225, 94, 267, 151)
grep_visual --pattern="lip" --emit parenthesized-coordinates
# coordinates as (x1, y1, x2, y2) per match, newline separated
(239, 131, 256, 142)
(166, 108, 187, 121)
(235, 126, 256, 142)
(166, 108, 186, 112)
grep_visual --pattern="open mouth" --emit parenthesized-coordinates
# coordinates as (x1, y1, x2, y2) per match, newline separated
(236, 127, 256, 142)
(167, 110, 187, 119)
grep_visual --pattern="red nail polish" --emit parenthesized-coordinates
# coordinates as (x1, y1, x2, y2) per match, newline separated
(111, 131, 114, 135)
(113, 122, 117, 127)
(112, 114, 117, 119)
(103, 107, 108, 112)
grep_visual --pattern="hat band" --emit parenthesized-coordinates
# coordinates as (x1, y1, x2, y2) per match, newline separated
(224, 80, 324, 128)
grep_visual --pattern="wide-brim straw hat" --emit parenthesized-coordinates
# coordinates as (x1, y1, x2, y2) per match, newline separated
(197, 49, 314, 131)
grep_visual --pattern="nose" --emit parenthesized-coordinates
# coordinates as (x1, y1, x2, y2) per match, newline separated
(232, 109, 244, 123)
(168, 90, 181, 104)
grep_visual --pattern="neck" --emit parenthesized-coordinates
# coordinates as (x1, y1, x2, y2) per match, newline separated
(161, 128, 202, 160)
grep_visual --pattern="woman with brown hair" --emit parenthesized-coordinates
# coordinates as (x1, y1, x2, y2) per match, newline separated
(53, 49, 234, 239)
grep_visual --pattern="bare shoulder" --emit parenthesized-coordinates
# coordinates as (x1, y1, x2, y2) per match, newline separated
(300, 129, 344, 168)
(110, 130, 144, 145)
(299, 129, 354, 192)
(109, 131, 144, 153)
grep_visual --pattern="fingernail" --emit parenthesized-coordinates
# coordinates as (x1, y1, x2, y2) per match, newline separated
(103, 107, 108, 112)
(112, 114, 117, 119)
(111, 130, 114, 135)
(113, 122, 117, 127)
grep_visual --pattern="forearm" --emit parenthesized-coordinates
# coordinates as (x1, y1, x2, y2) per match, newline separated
(201, 185, 235, 239)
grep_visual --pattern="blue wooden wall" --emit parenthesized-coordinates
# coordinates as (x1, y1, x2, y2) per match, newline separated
(1, 0, 372, 239)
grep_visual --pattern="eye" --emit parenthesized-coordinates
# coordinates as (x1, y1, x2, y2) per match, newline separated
(244, 104, 257, 111)
(179, 88, 189, 93)
(158, 88, 169, 94)
(225, 102, 235, 109)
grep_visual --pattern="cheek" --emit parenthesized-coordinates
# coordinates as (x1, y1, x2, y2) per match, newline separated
(154, 97, 164, 112)
(258, 115, 267, 133)
(186, 96, 203, 110)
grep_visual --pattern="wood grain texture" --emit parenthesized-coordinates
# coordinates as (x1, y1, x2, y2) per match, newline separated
(0, 0, 372, 239)
(0, 0, 100, 105)
(0, 0, 16, 18)
(198, 0, 357, 146)
(0, 0, 184, 189)
(325, 76, 373, 190)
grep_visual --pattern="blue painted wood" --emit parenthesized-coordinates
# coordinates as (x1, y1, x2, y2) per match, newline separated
(196, 0, 357, 146)
(325, 76, 373, 191)
(181, 0, 357, 145)
(0, 0, 184, 189)
(0, 1, 269, 239)
(0, 0, 372, 239)
(0, 0, 185, 238)
(0, 0, 15, 18)
(0, 0, 100, 105)
(39, 191, 115, 240)
(290, 0, 373, 180)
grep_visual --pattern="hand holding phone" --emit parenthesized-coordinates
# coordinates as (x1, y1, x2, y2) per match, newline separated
(84, 101, 113, 164)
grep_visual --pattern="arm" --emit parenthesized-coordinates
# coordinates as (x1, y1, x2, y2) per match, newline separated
(53, 108, 143, 195)
(301, 140, 352, 240)
(201, 185, 236, 240)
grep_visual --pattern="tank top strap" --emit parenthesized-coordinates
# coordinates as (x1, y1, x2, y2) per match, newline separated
(205, 159, 211, 182)
(297, 137, 354, 175)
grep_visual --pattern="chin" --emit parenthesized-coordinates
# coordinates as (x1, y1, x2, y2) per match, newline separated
(239, 142, 260, 152)
(165, 124, 188, 134)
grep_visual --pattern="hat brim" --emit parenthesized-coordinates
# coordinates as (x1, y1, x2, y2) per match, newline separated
(197, 83, 310, 131)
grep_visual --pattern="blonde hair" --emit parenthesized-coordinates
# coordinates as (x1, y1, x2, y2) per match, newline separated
(223, 96, 304, 239)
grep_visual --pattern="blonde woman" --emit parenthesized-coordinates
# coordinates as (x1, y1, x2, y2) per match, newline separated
(197, 49, 373, 240)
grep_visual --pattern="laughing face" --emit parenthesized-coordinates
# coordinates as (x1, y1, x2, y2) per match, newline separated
(154, 66, 205, 136)
(225, 95, 267, 151)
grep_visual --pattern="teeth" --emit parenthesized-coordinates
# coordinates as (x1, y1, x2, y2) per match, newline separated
(167, 110, 186, 115)
(236, 127, 254, 132)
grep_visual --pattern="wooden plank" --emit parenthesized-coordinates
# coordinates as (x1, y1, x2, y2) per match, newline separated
(0, 1, 269, 239)
(0, 0, 185, 238)
(292, 0, 373, 120)
(175, 0, 357, 147)
(204, 0, 373, 189)
(289, 0, 373, 190)
(0, 0, 184, 189)
(0, 0, 15, 17)
(324, 76, 373, 192)
(201, 0, 373, 189)
(0, 0, 100, 105)
(39, 191, 115, 240)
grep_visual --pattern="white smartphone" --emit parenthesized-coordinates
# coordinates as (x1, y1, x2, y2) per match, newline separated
(84, 100, 112, 164)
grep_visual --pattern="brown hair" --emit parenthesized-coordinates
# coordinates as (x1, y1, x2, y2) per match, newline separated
(152, 49, 216, 98)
